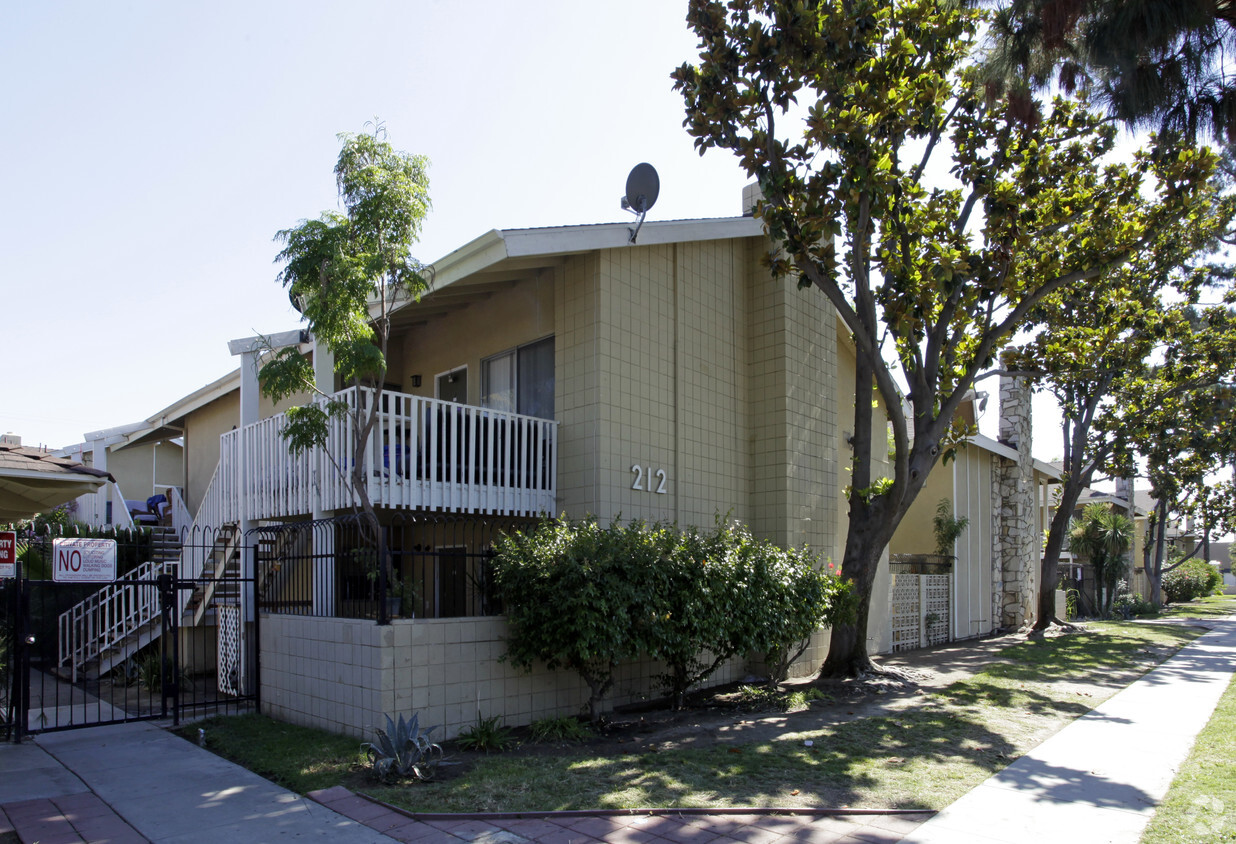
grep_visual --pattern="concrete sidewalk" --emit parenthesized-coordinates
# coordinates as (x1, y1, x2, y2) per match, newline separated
(906, 617, 1236, 843)
(0, 721, 926, 843)
(0, 721, 396, 842)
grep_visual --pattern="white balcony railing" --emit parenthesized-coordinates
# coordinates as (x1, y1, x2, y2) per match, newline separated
(218, 386, 557, 522)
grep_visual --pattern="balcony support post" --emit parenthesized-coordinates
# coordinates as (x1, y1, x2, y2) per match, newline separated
(312, 336, 336, 616)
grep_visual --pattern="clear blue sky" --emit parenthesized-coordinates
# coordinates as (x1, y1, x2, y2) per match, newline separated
(1, 1, 1066, 460)
(1, 1, 755, 449)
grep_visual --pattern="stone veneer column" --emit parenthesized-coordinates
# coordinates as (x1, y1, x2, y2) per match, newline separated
(997, 376, 1037, 628)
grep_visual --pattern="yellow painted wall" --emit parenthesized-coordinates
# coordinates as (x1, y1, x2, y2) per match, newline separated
(888, 462, 955, 556)
(183, 393, 238, 516)
(107, 446, 154, 504)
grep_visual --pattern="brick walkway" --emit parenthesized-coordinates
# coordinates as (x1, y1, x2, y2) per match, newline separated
(1, 793, 147, 844)
(307, 786, 930, 843)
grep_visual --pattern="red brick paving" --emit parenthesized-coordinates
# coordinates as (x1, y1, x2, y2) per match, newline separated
(0, 794, 148, 844)
(305, 786, 932, 843)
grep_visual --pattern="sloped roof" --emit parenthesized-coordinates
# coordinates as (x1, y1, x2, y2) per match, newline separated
(0, 446, 113, 522)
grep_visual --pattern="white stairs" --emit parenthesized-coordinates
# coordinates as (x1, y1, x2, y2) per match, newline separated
(57, 526, 182, 682)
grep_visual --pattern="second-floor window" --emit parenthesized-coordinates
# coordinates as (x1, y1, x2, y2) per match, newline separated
(481, 336, 554, 420)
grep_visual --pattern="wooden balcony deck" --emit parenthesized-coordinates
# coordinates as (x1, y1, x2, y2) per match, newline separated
(218, 387, 557, 522)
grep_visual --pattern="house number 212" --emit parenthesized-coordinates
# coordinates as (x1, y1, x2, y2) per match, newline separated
(630, 464, 668, 494)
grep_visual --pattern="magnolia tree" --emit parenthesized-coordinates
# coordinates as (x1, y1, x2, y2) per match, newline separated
(674, 0, 1218, 674)
(1003, 199, 1233, 628)
(1125, 305, 1236, 606)
(259, 123, 431, 616)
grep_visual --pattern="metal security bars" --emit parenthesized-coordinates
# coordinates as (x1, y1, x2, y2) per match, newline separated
(3, 530, 257, 740)
(252, 513, 542, 622)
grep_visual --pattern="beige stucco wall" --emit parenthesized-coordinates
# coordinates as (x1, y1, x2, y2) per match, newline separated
(888, 460, 955, 557)
(260, 613, 791, 741)
(105, 441, 184, 505)
(392, 273, 557, 404)
(182, 393, 238, 517)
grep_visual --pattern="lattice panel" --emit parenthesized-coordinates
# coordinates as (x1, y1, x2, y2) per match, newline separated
(217, 605, 244, 697)
(923, 574, 951, 646)
(889, 574, 921, 653)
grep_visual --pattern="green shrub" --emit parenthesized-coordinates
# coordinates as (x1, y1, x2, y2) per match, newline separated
(456, 715, 515, 753)
(1111, 580, 1155, 619)
(493, 516, 852, 720)
(1163, 559, 1223, 604)
(493, 517, 668, 723)
(528, 715, 592, 743)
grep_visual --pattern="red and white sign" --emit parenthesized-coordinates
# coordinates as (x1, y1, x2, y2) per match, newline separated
(52, 538, 117, 583)
(0, 531, 15, 578)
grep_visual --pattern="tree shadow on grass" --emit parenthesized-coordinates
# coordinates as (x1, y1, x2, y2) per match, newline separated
(399, 686, 1082, 813)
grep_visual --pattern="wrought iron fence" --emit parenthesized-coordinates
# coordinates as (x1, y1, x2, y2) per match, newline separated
(252, 512, 543, 622)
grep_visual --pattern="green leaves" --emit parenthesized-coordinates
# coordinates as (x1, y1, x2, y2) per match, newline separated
(491, 518, 851, 717)
(261, 123, 431, 520)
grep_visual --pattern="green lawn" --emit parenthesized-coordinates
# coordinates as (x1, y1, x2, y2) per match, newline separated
(1156, 594, 1236, 621)
(1140, 596, 1236, 843)
(183, 619, 1206, 813)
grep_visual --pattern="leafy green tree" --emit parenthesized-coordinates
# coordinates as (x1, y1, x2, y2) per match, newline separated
(674, 0, 1218, 674)
(259, 123, 431, 610)
(980, 0, 1236, 142)
(1126, 305, 1236, 605)
(1002, 185, 1233, 629)
(1068, 502, 1133, 614)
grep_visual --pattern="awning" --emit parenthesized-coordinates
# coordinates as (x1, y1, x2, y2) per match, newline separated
(0, 446, 113, 522)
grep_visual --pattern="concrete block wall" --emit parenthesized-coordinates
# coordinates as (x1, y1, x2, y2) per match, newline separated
(261, 614, 785, 741)
(260, 616, 384, 737)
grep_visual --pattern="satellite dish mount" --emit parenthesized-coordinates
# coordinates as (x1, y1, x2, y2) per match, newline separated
(620, 163, 660, 244)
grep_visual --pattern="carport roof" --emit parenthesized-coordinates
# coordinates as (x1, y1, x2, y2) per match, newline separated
(0, 446, 113, 522)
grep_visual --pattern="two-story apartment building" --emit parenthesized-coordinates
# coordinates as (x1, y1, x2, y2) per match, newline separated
(58, 198, 1049, 739)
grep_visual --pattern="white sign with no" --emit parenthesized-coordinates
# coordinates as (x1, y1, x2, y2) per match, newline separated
(52, 538, 118, 583)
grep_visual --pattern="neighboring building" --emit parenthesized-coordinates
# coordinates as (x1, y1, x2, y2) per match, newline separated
(888, 382, 1059, 648)
(0, 434, 112, 522)
(56, 424, 184, 528)
(56, 196, 1050, 739)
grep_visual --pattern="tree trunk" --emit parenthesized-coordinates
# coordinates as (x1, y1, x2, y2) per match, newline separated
(819, 510, 887, 676)
(1035, 485, 1083, 629)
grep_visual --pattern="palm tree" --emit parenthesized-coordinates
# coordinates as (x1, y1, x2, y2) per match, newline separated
(1068, 502, 1134, 615)
(980, 0, 1236, 142)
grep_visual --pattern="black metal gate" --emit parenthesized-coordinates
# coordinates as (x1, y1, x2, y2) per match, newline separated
(1, 530, 258, 740)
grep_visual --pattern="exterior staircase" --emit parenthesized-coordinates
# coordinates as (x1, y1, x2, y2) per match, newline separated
(57, 528, 183, 682)
(56, 456, 315, 684)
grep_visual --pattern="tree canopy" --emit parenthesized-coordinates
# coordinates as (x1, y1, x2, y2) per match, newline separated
(674, 0, 1219, 672)
(981, 0, 1236, 142)
(259, 123, 431, 615)
(1002, 175, 1234, 626)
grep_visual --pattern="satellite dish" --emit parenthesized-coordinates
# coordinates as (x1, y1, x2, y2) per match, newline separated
(620, 163, 659, 244)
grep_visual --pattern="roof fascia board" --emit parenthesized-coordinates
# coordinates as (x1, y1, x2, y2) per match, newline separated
(967, 433, 1019, 462)
(144, 369, 241, 429)
(0, 467, 109, 486)
(228, 329, 308, 356)
(500, 217, 764, 258)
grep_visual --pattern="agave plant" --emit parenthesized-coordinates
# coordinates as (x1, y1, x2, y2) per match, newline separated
(362, 712, 443, 782)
